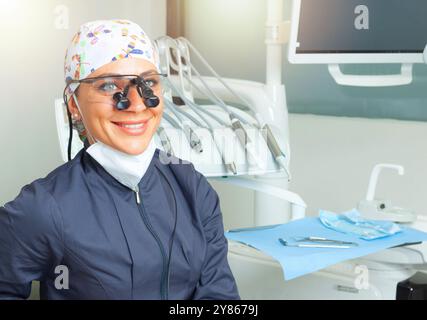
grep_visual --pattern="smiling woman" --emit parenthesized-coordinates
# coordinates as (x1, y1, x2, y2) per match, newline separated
(63, 19, 164, 156)
(66, 58, 165, 155)
(0, 19, 240, 300)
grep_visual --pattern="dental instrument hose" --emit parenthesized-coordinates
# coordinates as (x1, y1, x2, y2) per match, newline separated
(163, 78, 237, 174)
(164, 100, 203, 153)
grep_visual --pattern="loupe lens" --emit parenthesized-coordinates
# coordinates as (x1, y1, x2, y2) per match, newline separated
(144, 96, 160, 108)
(113, 92, 130, 110)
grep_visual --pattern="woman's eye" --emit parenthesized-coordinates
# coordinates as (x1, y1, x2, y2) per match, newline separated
(144, 79, 158, 88)
(99, 82, 118, 92)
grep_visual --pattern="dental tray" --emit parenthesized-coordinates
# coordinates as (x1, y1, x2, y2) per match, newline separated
(225, 216, 427, 280)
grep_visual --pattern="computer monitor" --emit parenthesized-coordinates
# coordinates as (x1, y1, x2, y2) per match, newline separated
(288, 0, 427, 64)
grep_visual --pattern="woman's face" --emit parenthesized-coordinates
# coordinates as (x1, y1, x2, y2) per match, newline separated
(68, 57, 163, 155)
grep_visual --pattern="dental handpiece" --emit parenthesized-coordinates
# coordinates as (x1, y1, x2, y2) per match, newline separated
(164, 109, 203, 154)
(157, 126, 174, 156)
(165, 100, 204, 154)
(182, 123, 203, 153)
(231, 118, 265, 170)
(262, 124, 291, 181)
(211, 130, 237, 175)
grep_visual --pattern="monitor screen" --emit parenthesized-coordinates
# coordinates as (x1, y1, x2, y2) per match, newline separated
(289, 0, 427, 63)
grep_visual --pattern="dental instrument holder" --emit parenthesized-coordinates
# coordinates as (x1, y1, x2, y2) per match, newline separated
(357, 163, 416, 223)
(156, 37, 194, 103)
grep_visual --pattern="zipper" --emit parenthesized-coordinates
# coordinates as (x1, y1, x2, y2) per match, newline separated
(135, 187, 141, 204)
(133, 186, 168, 300)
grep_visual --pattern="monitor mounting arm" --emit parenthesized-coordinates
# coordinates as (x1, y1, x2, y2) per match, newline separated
(328, 43, 427, 87)
(328, 63, 413, 87)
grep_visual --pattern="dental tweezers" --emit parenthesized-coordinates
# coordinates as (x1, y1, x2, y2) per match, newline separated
(278, 238, 358, 249)
(292, 236, 358, 245)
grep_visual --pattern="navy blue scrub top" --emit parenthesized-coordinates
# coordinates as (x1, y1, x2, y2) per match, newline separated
(0, 147, 240, 300)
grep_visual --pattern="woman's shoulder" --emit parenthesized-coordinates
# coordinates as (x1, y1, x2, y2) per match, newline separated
(36, 149, 86, 187)
(0, 153, 85, 236)
(8, 149, 86, 205)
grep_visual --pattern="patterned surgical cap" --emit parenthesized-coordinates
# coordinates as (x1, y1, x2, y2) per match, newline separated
(64, 19, 160, 98)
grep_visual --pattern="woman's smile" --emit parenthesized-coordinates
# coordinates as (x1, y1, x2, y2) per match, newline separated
(111, 118, 152, 136)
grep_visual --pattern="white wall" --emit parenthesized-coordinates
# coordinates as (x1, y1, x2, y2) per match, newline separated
(288, 114, 427, 217)
(0, 0, 166, 205)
